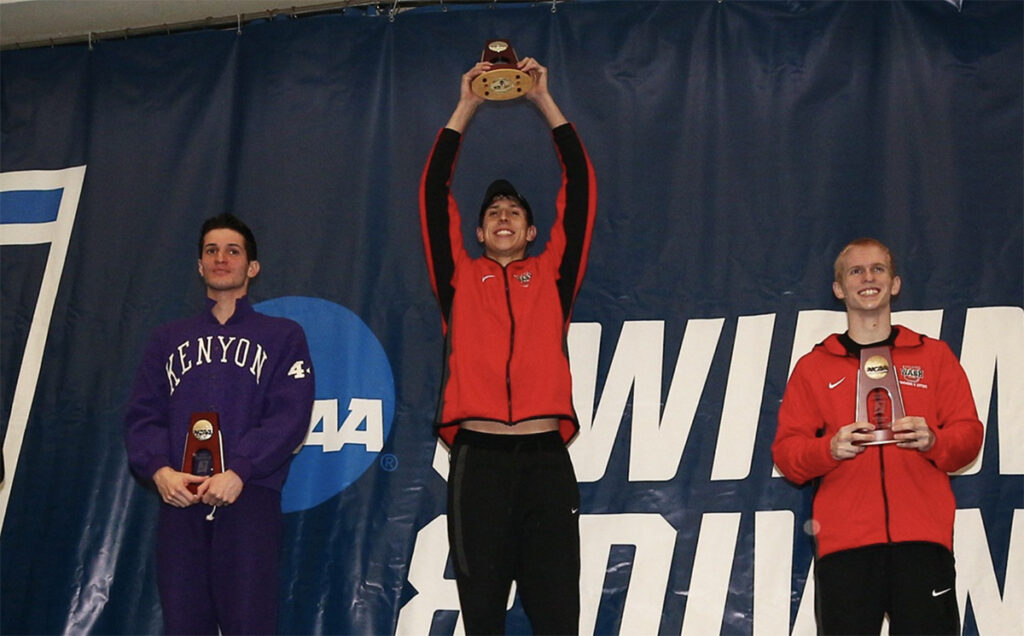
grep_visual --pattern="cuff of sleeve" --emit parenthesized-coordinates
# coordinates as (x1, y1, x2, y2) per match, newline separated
(228, 456, 253, 484)
(552, 122, 573, 138)
(146, 459, 170, 481)
(920, 428, 949, 466)
(819, 437, 841, 471)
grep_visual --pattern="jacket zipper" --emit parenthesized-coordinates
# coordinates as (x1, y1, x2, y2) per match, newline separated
(879, 447, 892, 543)
(503, 265, 514, 424)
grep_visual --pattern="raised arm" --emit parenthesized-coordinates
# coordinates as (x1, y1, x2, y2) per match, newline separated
(520, 58, 569, 130)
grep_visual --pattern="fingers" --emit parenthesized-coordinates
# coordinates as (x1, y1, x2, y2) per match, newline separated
(831, 423, 883, 460)
(154, 468, 202, 507)
(831, 423, 868, 460)
(516, 57, 544, 74)
(892, 416, 935, 451)
(464, 61, 493, 80)
(199, 471, 243, 506)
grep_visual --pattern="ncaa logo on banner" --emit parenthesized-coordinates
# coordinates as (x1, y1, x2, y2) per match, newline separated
(255, 296, 395, 513)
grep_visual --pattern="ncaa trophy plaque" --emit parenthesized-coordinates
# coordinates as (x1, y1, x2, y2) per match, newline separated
(853, 346, 905, 445)
(181, 412, 224, 493)
(470, 39, 534, 101)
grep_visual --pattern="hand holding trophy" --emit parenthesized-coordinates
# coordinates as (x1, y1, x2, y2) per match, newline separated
(470, 39, 534, 100)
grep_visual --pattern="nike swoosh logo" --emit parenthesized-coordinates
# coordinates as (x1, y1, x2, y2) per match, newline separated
(828, 378, 846, 389)
(481, 274, 496, 283)
(932, 588, 952, 597)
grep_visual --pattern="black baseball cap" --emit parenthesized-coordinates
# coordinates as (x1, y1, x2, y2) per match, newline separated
(478, 179, 533, 226)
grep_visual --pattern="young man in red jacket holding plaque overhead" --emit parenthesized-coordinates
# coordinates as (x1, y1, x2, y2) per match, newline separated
(772, 238, 983, 635)
(125, 214, 314, 635)
(420, 56, 596, 634)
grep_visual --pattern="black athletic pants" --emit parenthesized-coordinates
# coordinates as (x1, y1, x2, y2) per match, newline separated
(447, 429, 581, 635)
(815, 542, 960, 635)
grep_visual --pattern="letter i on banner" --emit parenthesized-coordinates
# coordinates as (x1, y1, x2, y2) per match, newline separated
(0, 166, 86, 534)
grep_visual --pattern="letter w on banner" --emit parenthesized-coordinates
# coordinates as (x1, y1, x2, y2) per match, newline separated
(0, 166, 86, 534)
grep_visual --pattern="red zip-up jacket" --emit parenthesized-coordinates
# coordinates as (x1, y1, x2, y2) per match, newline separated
(772, 326, 983, 558)
(420, 124, 596, 446)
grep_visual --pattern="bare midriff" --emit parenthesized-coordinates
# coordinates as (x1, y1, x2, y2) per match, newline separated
(460, 417, 560, 435)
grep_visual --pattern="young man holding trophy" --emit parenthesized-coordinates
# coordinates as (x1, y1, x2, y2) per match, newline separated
(772, 238, 983, 635)
(125, 214, 314, 634)
(420, 47, 596, 634)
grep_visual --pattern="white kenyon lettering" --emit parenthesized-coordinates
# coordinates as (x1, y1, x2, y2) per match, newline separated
(177, 341, 193, 375)
(233, 338, 251, 367)
(164, 335, 268, 394)
(196, 335, 213, 365)
(217, 335, 237, 362)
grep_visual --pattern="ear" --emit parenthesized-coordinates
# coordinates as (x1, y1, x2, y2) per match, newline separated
(476, 227, 485, 244)
(247, 260, 261, 279)
(526, 226, 538, 243)
(891, 275, 902, 296)
(198, 260, 205, 277)
(832, 280, 845, 300)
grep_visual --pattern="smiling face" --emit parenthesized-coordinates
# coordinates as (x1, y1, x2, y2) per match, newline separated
(475, 195, 537, 265)
(832, 244, 901, 313)
(197, 228, 260, 297)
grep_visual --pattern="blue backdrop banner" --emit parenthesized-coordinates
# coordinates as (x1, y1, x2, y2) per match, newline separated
(1, 1, 1021, 634)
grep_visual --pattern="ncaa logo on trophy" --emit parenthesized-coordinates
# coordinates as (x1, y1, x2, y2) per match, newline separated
(853, 345, 906, 446)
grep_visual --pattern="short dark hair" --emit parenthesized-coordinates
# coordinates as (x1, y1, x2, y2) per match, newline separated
(198, 213, 258, 261)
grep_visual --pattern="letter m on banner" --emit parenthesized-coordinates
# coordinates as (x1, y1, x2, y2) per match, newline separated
(0, 166, 86, 534)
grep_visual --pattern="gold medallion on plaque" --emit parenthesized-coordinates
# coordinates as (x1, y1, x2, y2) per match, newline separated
(181, 412, 224, 492)
(471, 39, 534, 101)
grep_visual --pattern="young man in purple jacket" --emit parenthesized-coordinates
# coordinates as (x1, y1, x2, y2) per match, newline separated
(125, 214, 314, 634)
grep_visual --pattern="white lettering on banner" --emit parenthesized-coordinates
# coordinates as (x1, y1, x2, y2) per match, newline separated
(560, 309, 1021, 484)
(0, 166, 87, 534)
(713, 314, 775, 480)
(400, 510, 1022, 634)
(567, 320, 724, 482)
(579, 514, 675, 635)
(396, 516, 465, 635)
(432, 308, 1021, 482)
(397, 514, 675, 635)
(305, 398, 383, 452)
(680, 512, 740, 634)
(954, 508, 1024, 633)
(960, 307, 1024, 475)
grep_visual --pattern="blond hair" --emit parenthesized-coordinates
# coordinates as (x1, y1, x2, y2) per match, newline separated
(833, 238, 896, 283)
